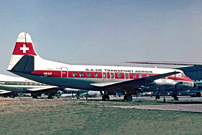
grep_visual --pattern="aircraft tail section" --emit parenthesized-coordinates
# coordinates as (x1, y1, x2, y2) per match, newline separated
(8, 32, 37, 72)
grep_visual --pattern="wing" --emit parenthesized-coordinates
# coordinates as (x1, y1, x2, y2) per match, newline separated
(126, 61, 202, 73)
(0, 90, 12, 94)
(91, 71, 179, 90)
(63, 88, 88, 94)
(126, 61, 202, 66)
(27, 86, 60, 91)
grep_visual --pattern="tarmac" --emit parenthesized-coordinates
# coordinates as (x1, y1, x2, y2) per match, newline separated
(107, 96, 202, 113)
(111, 104, 202, 113)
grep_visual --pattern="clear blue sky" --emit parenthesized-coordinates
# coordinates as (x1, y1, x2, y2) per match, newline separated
(1, 0, 202, 76)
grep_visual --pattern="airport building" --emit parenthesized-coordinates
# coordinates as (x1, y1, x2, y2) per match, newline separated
(179, 66, 202, 82)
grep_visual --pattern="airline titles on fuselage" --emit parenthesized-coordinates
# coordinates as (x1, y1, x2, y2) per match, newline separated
(85, 68, 153, 73)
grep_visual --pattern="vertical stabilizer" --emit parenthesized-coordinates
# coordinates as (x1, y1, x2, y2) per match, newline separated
(8, 32, 37, 71)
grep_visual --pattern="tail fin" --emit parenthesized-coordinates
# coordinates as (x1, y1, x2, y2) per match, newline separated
(8, 32, 37, 71)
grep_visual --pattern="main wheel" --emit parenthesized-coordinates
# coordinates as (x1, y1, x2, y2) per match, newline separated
(102, 95, 110, 101)
(76, 93, 80, 99)
(174, 96, 178, 100)
(155, 95, 160, 99)
(124, 95, 133, 102)
(32, 95, 37, 98)
(126, 95, 132, 102)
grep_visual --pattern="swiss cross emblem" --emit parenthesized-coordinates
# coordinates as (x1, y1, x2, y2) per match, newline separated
(20, 44, 29, 53)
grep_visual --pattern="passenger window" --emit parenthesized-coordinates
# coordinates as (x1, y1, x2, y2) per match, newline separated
(87, 72, 91, 77)
(118, 73, 121, 78)
(103, 73, 106, 78)
(111, 73, 114, 78)
(73, 72, 76, 77)
(95, 72, 98, 78)
(133, 74, 136, 79)
(80, 72, 83, 77)
(139, 74, 142, 78)
(125, 73, 129, 79)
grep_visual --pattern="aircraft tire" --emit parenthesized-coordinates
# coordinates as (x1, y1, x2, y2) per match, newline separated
(76, 93, 80, 99)
(156, 95, 160, 99)
(32, 95, 37, 99)
(124, 95, 132, 102)
(102, 95, 109, 101)
(48, 96, 53, 99)
(174, 96, 178, 101)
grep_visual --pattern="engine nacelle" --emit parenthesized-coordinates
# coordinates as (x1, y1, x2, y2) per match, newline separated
(150, 79, 194, 91)
(154, 79, 176, 86)
(143, 79, 176, 91)
(175, 81, 194, 90)
(153, 79, 176, 90)
(140, 79, 194, 92)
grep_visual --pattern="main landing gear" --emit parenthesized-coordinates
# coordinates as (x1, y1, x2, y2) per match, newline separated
(172, 95, 178, 100)
(101, 91, 133, 102)
(102, 91, 110, 101)
(172, 90, 179, 101)
(32, 93, 40, 99)
(76, 93, 80, 99)
(124, 94, 133, 102)
(155, 95, 160, 99)
(102, 95, 110, 101)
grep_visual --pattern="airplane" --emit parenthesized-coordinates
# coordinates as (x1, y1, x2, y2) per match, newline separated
(0, 74, 63, 98)
(7, 32, 194, 101)
(0, 90, 14, 97)
(0, 74, 87, 99)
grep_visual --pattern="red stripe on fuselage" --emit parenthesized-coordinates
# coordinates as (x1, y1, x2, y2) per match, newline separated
(31, 70, 193, 82)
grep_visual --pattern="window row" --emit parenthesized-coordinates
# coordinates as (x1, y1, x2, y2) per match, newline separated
(72, 72, 150, 79)
(14, 82, 48, 86)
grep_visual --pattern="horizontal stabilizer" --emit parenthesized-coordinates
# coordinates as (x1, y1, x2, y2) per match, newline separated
(0, 90, 11, 94)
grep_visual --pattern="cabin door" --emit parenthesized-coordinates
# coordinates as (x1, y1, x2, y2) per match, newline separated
(61, 67, 68, 82)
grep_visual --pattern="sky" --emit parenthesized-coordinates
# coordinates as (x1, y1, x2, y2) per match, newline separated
(1, 0, 202, 76)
